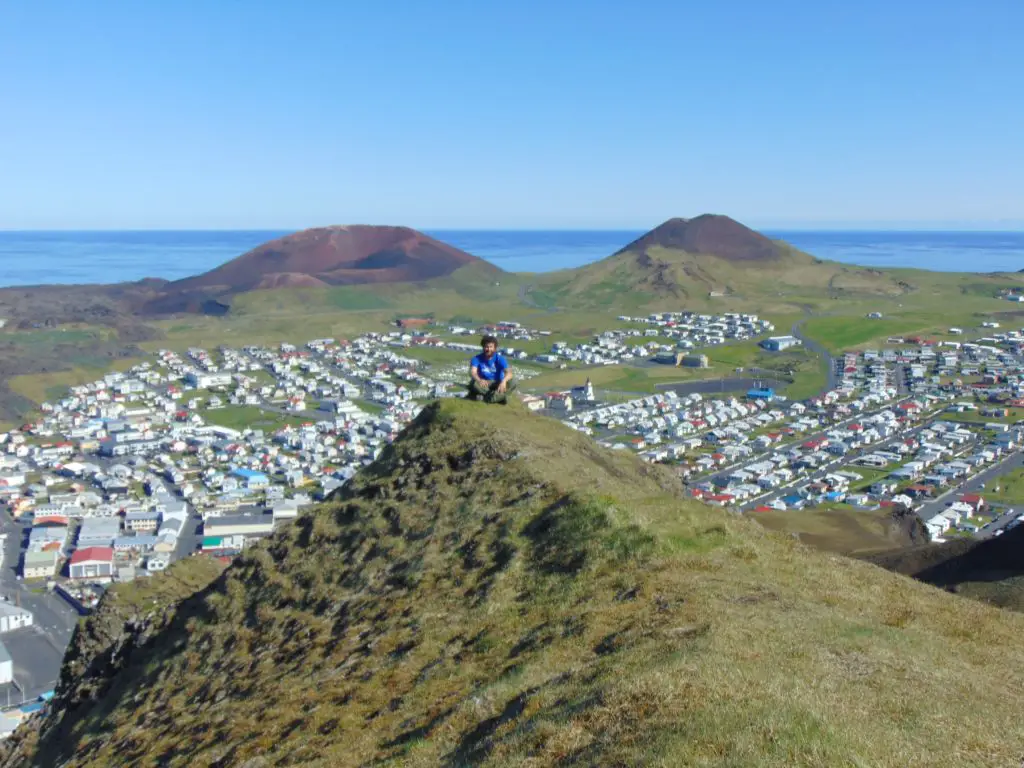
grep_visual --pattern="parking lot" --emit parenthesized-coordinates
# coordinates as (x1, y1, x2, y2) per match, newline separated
(0, 626, 64, 701)
(0, 509, 82, 706)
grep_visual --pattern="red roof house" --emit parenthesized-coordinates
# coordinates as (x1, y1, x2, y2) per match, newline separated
(960, 493, 985, 510)
(69, 546, 115, 580)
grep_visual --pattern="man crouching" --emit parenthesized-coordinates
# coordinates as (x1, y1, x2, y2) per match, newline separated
(468, 335, 517, 404)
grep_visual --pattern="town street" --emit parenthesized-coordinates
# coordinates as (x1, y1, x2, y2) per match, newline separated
(912, 450, 1024, 539)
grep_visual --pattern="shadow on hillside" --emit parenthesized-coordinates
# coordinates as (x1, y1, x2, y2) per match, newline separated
(866, 525, 1024, 606)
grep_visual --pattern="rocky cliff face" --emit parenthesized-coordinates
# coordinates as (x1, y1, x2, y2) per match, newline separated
(0, 559, 225, 765)
(5, 401, 1024, 767)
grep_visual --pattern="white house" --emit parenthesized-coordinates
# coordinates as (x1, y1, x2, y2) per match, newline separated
(0, 602, 33, 633)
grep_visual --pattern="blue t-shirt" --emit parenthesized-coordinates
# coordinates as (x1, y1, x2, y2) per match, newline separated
(471, 352, 508, 381)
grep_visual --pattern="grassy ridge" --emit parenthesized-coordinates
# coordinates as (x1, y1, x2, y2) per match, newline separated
(8, 400, 1024, 767)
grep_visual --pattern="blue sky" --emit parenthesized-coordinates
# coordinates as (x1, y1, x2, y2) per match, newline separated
(1, 1, 1022, 230)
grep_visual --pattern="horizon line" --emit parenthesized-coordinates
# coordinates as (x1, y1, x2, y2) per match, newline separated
(1, 225, 1023, 234)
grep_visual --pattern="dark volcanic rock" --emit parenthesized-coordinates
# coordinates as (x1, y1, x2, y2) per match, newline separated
(169, 225, 495, 294)
(616, 214, 784, 262)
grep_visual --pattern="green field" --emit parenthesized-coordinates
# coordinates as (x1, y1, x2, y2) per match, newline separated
(837, 466, 891, 491)
(802, 314, 956, 352)
(200, 405, 314, 431)
(941, 407, 1024, 426)
(524, 362, 717, 394)
(5, 328, 106, 345)
(8, 358, 139, 405)
(522, 339, 832, 398)
(973, 468, 1024, 507)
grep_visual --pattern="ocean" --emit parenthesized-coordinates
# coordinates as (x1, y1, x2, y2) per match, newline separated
(0, 230, 1022, 288)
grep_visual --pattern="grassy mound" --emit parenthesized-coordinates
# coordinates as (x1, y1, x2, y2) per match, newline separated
(5, 399, 1024, 767)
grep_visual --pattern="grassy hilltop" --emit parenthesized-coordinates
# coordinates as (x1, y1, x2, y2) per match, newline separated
(5, 400, 1024, 767)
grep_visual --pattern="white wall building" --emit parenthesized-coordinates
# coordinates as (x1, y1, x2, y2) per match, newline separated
(0, 602, 33, 633)
(0, 641, 11, 685)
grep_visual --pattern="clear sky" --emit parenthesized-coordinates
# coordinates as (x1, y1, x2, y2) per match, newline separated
(1, 1, 1022, 230)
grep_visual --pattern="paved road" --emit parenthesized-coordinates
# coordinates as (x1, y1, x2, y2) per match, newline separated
(0, 513, 79, 644)
(790, 320, 839, 396)
(0, 627, 63, 702)
(0, 510, 80, 702)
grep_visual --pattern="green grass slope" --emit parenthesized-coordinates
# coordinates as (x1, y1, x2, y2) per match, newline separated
(4, 400, 1024, 767)
(529, 244, 979, 314)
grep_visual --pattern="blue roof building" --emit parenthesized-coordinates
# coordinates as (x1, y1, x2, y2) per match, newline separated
(230, 468, 270, 488)
(747, 387, 775, 400)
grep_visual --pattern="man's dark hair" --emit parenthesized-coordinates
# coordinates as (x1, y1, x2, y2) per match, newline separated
(481, 335, 498, 348)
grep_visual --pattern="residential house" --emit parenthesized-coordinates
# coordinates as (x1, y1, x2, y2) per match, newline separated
(21, 549, 60, 580)
(125, 510, 160, 533)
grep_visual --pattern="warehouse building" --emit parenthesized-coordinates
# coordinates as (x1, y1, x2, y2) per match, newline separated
(205, 513, 275, 538)
(69, 546, 115, 581)
(760, 336, 802, 352)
